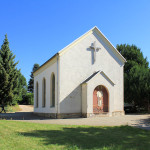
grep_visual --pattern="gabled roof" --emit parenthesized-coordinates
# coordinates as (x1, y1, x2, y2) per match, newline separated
(33, 26, 126, 75)
(58, 26, 126, 62)
(82, 70, 115, 86)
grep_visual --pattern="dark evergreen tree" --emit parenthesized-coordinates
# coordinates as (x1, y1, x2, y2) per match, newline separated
(0, 34, 19, 106)
(28, 63, 40, 93)
(117, 44, 150, 110)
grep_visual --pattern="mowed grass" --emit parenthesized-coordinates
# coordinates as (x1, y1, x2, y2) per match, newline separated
(0, 121, 150, 150)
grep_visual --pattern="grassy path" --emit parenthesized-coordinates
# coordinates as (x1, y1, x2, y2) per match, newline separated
(0, 120, 150, 150)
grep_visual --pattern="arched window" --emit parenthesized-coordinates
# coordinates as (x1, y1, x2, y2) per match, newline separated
(50, 73, 55, 107)
(42, 78, 46, 107)
(36, 82, 39, 107)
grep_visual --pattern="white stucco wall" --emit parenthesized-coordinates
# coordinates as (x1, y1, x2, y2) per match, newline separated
(59, 30, 124, 114)
(34, 28, 125, 115)
(34, 58, 58, 113)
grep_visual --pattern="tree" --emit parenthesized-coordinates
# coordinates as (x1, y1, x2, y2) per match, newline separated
(28, 63, 40, 93)
(14, 70, 27, 104)
(0, 34, 19, 106)
(117, 44, 150, 110)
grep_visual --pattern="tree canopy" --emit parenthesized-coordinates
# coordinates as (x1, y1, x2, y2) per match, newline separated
(14, 70, 27, 103)
(0, 35, 19, 105)
(117, 44, 150, 109)
(0, 35, 27, 106)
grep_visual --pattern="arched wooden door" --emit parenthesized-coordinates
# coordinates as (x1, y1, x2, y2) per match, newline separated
(93, 85, 108, 113)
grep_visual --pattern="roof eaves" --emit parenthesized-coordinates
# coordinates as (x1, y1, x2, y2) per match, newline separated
(100, 71, 115, 85)
(82, 70, 115, 86)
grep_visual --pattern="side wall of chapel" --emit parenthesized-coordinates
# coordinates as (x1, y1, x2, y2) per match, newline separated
(34, 58, 58, 114)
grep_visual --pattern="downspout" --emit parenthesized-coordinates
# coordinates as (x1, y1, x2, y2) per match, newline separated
(57, 54, 59, 117)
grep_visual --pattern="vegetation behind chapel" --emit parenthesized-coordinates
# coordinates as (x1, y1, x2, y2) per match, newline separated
(117, 44, 150, 111)
(0, 34, 149, 112)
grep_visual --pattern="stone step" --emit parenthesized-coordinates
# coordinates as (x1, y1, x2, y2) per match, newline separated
(91, 113, 109, 117)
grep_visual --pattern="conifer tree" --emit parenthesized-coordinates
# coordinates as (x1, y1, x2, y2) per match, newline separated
(0, 35, 18, 106)
(28, 63, 40, 93)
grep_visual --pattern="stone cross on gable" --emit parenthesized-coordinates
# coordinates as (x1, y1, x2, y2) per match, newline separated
(90, 41, 101, 63)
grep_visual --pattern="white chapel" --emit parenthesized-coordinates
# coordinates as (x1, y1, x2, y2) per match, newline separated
(33, 26, 126, 118)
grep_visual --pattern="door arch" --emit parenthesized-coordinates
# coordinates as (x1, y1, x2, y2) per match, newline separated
(93, 85, 109, 113)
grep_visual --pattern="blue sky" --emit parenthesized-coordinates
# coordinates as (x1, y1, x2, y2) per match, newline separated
(0, 0, 150, 82)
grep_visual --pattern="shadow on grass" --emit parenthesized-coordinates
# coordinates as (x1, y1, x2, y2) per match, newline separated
(20, 126, 150, 150)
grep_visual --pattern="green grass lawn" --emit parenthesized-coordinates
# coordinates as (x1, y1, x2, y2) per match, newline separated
(0, 121, 150, 150)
